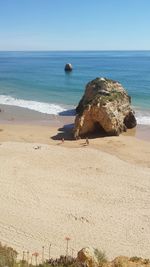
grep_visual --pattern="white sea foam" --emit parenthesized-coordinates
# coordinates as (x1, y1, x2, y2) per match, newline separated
(135, 109, 150, 125)
(0, 94, 150, 124)
(0, 95, 66, 115)
(136, 115, 150, 125)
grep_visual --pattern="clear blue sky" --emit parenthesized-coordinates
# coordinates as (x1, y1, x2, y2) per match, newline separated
(0, 0, 150, 50)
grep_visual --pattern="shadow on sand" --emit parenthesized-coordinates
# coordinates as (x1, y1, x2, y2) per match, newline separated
(58, 109, 76, 116)
(51, 123, 75, 141)
(51, 122, 109, 142)
(51, 108, 76, 141)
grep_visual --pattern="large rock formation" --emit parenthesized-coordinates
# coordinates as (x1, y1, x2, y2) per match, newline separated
(74, 78, 136, 138)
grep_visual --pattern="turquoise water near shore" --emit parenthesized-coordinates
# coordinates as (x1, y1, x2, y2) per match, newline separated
(0, 51, 150, 124)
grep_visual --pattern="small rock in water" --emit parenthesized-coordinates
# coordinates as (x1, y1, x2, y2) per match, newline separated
(64, 63, 73, 72)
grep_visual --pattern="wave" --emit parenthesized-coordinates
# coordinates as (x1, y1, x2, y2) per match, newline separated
(0, 95, 66, 115)
(0, 94, 150, 124)
(135, 109, 150, 125)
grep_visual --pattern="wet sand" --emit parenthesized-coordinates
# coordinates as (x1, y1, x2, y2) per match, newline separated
(0, 103, 150, 141)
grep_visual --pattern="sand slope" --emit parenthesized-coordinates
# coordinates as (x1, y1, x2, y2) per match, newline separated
(0, 141, 150, 260)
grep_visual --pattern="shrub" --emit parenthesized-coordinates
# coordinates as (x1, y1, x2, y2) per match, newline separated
(94, 249, 107, 266)
(0, 242, 18, 267)
(130, 256, 142, 262)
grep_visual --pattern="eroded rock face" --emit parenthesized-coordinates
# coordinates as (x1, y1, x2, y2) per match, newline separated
(74, 78, 136, 138)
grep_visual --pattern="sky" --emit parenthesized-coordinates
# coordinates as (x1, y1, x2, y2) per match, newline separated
(0, 0, 150, 51)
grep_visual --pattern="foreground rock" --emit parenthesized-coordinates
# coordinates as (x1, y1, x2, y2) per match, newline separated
(74, 77, 136, 138)
(111, 256, 150, 267)
(76, 247, 99, 267)
(76, 248, 150, 267)
(64, 63, 73, 71)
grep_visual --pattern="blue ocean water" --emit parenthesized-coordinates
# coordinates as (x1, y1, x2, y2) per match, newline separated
(0, 51, 150, 124)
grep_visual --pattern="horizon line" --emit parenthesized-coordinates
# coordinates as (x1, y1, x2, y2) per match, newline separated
(0, 49, 150, 52)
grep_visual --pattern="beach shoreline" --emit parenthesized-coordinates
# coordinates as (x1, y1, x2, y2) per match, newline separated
(0, 104, 150, 169)
(0, 103, 150, 142)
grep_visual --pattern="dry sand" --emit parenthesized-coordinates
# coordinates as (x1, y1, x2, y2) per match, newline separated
(0, 121, 150, 262)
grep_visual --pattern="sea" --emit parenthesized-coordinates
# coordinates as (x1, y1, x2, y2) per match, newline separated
(0, 51, 150, 125)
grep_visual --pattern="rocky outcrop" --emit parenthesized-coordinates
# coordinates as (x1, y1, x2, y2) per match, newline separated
(74, 77, 136, 138)
(76, 247, 99, 267)
(76, 249, 150, 267)
(111, 256, 150, 267)
(65, 63, 73, 71)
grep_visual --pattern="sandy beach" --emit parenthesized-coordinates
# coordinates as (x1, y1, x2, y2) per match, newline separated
(1, 1, 150, 265)
(0, 105, 150, 261)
